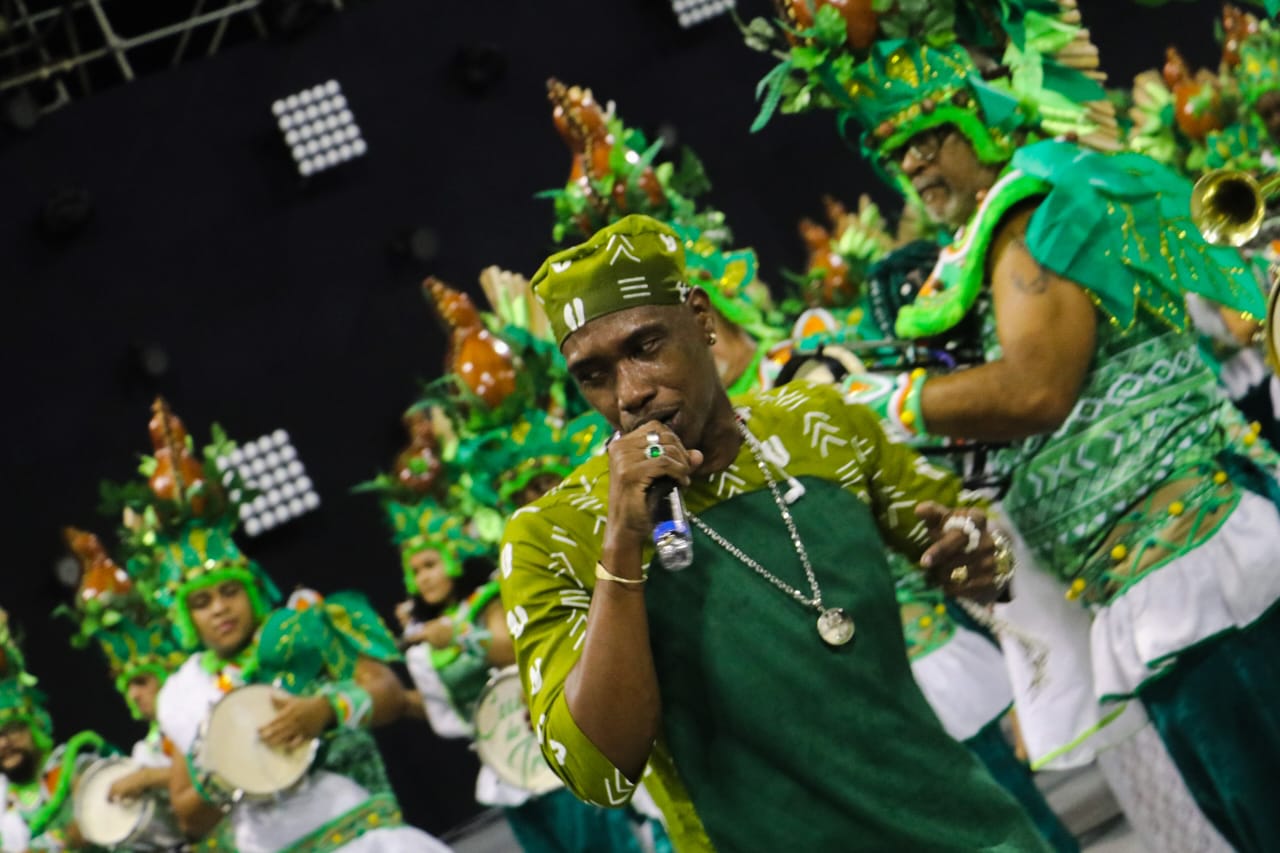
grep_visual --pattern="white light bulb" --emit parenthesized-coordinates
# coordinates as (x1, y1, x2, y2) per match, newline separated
(325, 150, 340, 167)
(311, 84, 327, 100)
(304, 105, 319, 120)
(229, 449, 244, 465)
(281, 482, 297, 499)
(288, 497, 305, 515)
(331, 95, 348, 112)
(338, 144, 353, 160)
(325, 80, 340, 95)
(303, 491, 320, 510)
(298, 90, 313, 105)
(285, 95, 300, 110)
(292, 145, 307, 161)
(272, 100, 286, 116)
(245, 518, 262, 536)
(267, 488, 282, 505)
(252, 495, 268, 512)
(278, 116, 292, 131)
(337, 109, 353, 125)
(299, 161, 315, 177)
(310, 121, 327, 137)
(286, 459, 303, 475)
(305, 140, 320, 155)
(285, 129, 301, 145)
(296, 476, 313, 493)
(251, 458, 266, 475)
(239, 504, 253, 519)
(273, 429, 289, 446)
(257, 436, 274, 454)
(351, 138, 367, 156)
(265, 451, 281, 468)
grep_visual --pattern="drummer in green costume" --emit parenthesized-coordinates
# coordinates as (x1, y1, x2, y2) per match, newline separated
(750, 2, 1280, 846)
(0, 610, 106, 852)
(151, 522, 452, 853)
(501, 214, 1044, 852)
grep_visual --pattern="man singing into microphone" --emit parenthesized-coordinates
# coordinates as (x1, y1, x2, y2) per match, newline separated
(499, 214, 1048, 852)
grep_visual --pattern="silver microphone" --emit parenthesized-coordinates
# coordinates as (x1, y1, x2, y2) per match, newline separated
(653, 481, 693, 572)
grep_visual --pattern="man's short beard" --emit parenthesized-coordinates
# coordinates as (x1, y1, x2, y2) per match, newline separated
(1, 750, 38, 784)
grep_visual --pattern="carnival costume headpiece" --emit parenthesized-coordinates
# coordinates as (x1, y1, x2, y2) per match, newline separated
(383, 497, 489, 595)
(1125, 5, 1280, 175)
(58, 527, 185, 718)
(148, 520, 280, 650)
(366, 267, 610, 590)
(542, 80, 779, 346)
(0, 614, 53, 758)
(746, 0, 1120, 195)
(94, 397, 278, 651)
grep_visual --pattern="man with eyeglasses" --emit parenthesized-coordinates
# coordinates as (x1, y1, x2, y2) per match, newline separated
(825, 32, 1280, 853)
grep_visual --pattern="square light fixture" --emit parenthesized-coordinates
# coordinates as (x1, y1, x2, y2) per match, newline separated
(217, 429, 320, 536)
(272, 80, 367, 177)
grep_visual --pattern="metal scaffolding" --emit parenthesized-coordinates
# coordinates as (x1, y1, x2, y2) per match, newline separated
(0, 0, 343, 117)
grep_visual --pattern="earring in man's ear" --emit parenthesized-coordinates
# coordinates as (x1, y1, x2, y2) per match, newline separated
(707, 331, 718, 346)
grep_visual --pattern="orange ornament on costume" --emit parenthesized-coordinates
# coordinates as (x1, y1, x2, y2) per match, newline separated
(778, 0, 878, 50)
(392, 409, 443, 495)
(63, 526, 134, 607)
(425, 277, 518, 411)
(547, 78, 663, 229)
(147, 397, 210, 515)
(1163, 47, 1225, 141)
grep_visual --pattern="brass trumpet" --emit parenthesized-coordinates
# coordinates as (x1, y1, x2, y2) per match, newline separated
(1190, 169, 1280, 247)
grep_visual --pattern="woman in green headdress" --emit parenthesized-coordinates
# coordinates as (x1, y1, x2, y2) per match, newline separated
(152, 522, 451, 853)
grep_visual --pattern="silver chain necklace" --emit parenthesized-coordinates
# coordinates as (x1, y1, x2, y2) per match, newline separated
(687, 418, 855, 647)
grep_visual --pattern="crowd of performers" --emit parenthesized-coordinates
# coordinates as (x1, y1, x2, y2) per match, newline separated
(6, 0, 1280, 851)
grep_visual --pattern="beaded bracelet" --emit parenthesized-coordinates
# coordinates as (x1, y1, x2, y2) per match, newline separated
(317, 680, 374, 730)
(888, 369, 930, 438)
(455, 625, 494, 659)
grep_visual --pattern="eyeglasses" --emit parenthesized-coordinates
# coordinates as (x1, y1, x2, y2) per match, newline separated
(887, 126, 954, 169)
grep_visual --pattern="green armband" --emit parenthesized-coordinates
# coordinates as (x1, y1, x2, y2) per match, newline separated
(318, 680, 373, 730)
(184, 750, 229, 809)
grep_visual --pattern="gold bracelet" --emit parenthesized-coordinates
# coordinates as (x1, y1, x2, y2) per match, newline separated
(595, 561, 648, 586)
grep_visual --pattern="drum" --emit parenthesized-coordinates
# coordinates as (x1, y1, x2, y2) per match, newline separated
(193, 683, 317, 803)
(74, 757, 183, 850)
(472, 667, 561, 794)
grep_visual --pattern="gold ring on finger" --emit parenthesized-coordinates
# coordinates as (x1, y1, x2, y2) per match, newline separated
(949, 564, 969, 585)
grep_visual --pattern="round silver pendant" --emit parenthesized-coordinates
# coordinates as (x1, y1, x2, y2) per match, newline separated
(817, 608, 855, 646)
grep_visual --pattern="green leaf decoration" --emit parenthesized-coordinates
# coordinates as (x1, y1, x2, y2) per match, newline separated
(751, 60, 796, 132)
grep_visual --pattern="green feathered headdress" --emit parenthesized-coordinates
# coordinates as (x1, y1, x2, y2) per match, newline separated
(383, 498, 489, 594)
(1238, 20, 1280, 106)
(56, 527, 186, 719)
(0, 622, 53, 759)
(452, 409, 609, 517)
(746, 1, 1119, 185)
(93, 617, 186, 719)
(149, 521, 281, 650)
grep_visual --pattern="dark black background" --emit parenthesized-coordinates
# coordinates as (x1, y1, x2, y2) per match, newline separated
(0, 0, 1223, 835)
